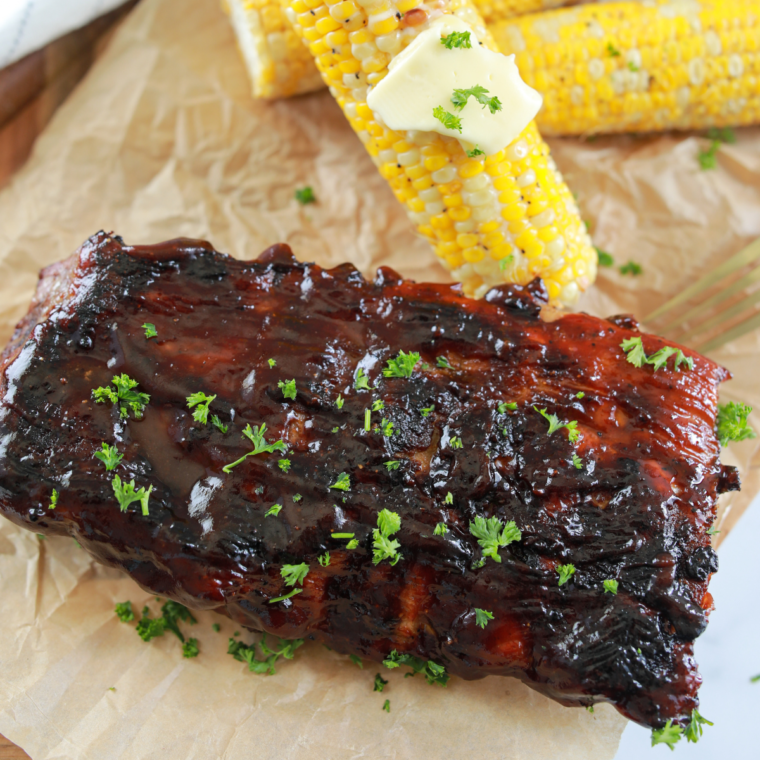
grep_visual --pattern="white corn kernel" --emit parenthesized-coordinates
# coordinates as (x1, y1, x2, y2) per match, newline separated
(462, 174, 489, 192)
(454, 220, 476, 233)
(418, 187, 442, 203)
(425, 201, 445, 215)
(431, 166, 458, 184)
(397, 149, 421, 166)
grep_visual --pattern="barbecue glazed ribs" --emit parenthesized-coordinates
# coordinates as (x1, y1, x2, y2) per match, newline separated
(0, 232, 737, 730)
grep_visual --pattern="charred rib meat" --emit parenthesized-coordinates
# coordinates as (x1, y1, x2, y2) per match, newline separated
(0, 232, 736, 729)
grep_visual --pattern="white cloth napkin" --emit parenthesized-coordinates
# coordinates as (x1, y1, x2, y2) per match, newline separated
(0, 0, 127, 69)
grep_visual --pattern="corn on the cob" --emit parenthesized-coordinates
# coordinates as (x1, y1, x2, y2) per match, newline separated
(225, 0, 324, 98)
(225, 0, 577, 100)
(278, 0, 596, 305)
(493, 0, 760, 135)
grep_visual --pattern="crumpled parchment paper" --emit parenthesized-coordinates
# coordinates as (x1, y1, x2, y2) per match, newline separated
(0, 0, 758, 758)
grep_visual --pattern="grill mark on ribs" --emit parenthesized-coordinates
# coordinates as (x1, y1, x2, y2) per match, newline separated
(0, 232, 734, 730)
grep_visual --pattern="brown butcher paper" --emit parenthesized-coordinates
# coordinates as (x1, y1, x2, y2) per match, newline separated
(0, 0, 759, 758)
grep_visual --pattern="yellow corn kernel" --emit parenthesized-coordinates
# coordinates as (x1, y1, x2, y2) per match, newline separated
(448, 206, 471, 222)
(457, 233, 479, 248)
(443, 194, 463, 208)
(330, 1, 358, 21)
(501, 202, 528, 222)
(458, 160, 485, 179)
(424, 155, 449, 172)
(462, 247, 486, 263)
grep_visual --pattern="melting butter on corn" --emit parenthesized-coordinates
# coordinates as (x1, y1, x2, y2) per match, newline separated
(367, 17, 542, 157)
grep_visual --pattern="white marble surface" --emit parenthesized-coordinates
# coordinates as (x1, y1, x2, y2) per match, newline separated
(615, 494, 760, 758)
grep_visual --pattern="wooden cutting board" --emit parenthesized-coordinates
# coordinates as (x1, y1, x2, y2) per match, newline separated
(0, 1, 138, 190)
(0, 6, 139, 756)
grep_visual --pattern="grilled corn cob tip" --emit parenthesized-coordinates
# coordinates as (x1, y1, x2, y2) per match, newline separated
(225, 0, 324, 98)
(279, 0, 596, 305)
(493, 0, 760, 136)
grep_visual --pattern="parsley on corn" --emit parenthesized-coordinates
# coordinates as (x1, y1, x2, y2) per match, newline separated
(491, 0, 760, 137)
(276, 0, 596, 306)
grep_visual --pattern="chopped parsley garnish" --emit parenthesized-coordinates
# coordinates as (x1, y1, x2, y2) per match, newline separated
(222, 423, 287, 473)
(651, 720, 683, 750)
(331, 533, 355, 539)
(717, 401, 756, 446)
(373, 509, 402, 566)
(469, 516, 521, 563)
(556, 564, 576, 586)
(295, 186, 316, 205)
(572, 453, 583, 470)
(332, 426, 339, 433)
(498, 401, 517, 413)
(596, 248, 614, 267)
(115, 601, 134, 622)
(330, 472, 350, 491)
(434, 522, 448, 536)
(474, 608, 494, 628)
(707, 526, 720, 536)
(444, 491, 453, 505)
(619, 260, 643, 276)
(266, 504, 282, 517)
(450, 435, 463, 449)
(432, 105, 463, 133)
(586, 705, 594, 713)
(318, 552, 331, 567)
(420, 405, 435, 417)
(698, 140, 722, 170)
(182, 638, 200, 658)
(268, 358, 276, 368)
(499, 254, 514, 271)
(228, 634, 304, 674)
(278, 379, 297, 400)
(708, 126, 737, 144)
(92, 374, 150, 419)
(346, 538, 359, 549)
(607, 42, 621, 57)
(160, 600, 197, 642)
(440, 30, 471, 49)
(374, 673, 388, 692)
(576, 392, 585, 399)
(685, 709, 713, 743)
(212, 623, 221, 632)
(382, 650, 449, 686)
(383, 699, 391, 712)
(383, 350, 420, 378)
(628, 61, 640, 72)
(136, 609, 166, 642)
(385, 460, 400, 471)
(268, 588, 302, 604)
(372, 399, 385, 412)
(620, 337, 694, 372)
(112, 475, 152, 515)
(211, 415, 228, 434)
(381, 418, 395, 437)
(143, 323, 157, 339)
(355, 368, 371, 391)
(603, 579, 619, 595)
(451, 85, 502, 114)
(467, 146, 484, 157)
(336, 394, 345, 409)
(751, 674, 760, 683)
(292, 493, 302, 502)
(365, 408, 371, 432)
(436, 356, 452, 369)
(281, 562, 309, 587)
(278, 458, 291, 473)
(535, 407, 580, 442)
(186, 391, 217, 425)
(48, 488, 59, 510)
(349, 654, 363, 669)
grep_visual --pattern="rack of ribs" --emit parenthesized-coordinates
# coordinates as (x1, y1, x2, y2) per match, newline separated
(0, 231, 737, 729)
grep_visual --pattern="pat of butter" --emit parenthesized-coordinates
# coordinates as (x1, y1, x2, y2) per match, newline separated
(366, 17, 542, 156)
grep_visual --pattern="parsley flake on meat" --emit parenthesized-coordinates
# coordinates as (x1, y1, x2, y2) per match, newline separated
(278, 458, 291, 473)
(621, 337, 693, 372)
(281, 563, 309, 587)
(278, 379, 297, 400)
(420, 405, 435, 417)
(535, 407, 581, 442)
(382, 650, 449, 686)
(48, 489, 59, 510)
(603, 579, 619, 595)
(268, 589, 302, 604)
(92, 374, 150, 419)
(265, 504, 282, 517)
(385, 460, 400, 471)
(498, 401, 517, 413)
(557, 564, 576, 586)
(474, 608, 494, 628)
(211, 415, 228, 434)
(143, 323, 157, 339)
(373, 509, 402, 566)
(330, 472, 350, 491)
(354, 368, 371, 391)
(383, 350, 420, 378)
(112, 475, 152, 516)
(434, 523, 448, 536)
(318, 552, 331, 567)
(222, 423, 287, 473)
(186, 392, 217, 425)
(469, 516, 521, 563)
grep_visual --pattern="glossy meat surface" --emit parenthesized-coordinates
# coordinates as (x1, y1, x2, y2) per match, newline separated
(0, 232, 736, 729)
